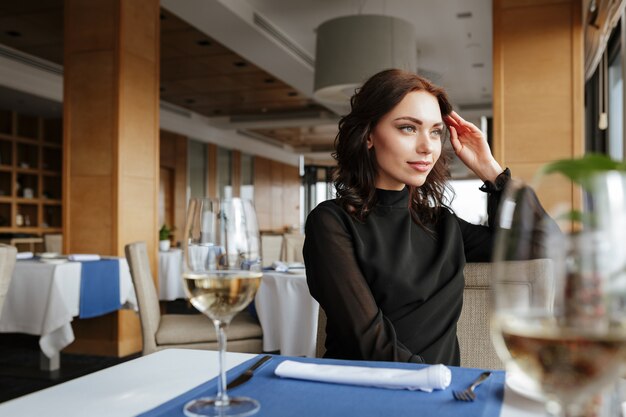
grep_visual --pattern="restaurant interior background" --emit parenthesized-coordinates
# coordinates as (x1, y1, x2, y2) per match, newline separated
(0, 0, 622, 402)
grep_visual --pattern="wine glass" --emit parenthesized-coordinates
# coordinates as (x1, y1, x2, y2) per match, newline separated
(491, 171, 626, 417)
(182, 197, 263, 417)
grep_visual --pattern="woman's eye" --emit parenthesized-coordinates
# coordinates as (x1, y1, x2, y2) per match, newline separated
(399, 125, 416, 134)
(430, 129, 443, 138)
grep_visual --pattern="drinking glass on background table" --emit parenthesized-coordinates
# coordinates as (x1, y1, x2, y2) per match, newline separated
(491, 171, 626, 417)
(183, 198, 263, 417)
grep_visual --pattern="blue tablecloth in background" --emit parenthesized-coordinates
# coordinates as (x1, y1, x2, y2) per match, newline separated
(137, 355, 505, 417)
(79, 259, 121, 319)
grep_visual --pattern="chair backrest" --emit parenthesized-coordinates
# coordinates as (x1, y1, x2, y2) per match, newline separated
(44, 233, 63, 253)
(316, 307, 327, 358)
(9, 237, 43, 253)
(125, 241, 162, 355)
(261, 234, 284, 267)
(0, 244, 17, 317)
(281, 233, 305, 263)
(458, 259, 553, 370)
(314, 260, 552, 368)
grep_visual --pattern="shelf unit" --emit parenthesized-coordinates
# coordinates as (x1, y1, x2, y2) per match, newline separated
(0, 108, 62, 234)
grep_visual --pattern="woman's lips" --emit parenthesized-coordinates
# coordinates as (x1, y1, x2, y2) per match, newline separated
(407, 161, 432, 172)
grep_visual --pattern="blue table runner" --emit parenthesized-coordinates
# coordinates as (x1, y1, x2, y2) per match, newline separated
(137, 355, 505, 417)
(79, 259, 121, 319)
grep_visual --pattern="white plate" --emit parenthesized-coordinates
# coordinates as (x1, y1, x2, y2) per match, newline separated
(506, 371, 544, 402)
(38, 252, 60, 259)
(39, 258, 68, 264)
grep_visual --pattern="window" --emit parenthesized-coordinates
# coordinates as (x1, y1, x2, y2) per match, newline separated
(608, 27, 623, 161)
(302, 165, 335, 218)
(241, 153, 254, 201)
(217, 147, 232, 199)
(188, 140, 206, 198)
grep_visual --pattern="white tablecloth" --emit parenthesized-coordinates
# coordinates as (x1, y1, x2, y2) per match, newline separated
(0, 258, 136, 359)
(255, 270, 319, 357)
(0, 349, 546, 417)
(158, 248, 185, 300)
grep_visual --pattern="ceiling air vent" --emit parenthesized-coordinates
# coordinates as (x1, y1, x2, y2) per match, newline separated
(253, 12, 315, 68)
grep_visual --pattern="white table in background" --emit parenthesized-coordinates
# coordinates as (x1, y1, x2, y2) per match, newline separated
(151, 256, 320, 357)
(0, 349, 546, 417)
(0, 258, 136, 371)
(158, 248, 185, 300)
(255, 270, 319, 357)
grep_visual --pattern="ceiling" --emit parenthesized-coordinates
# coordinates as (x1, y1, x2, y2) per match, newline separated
(0, 0, 493, 158)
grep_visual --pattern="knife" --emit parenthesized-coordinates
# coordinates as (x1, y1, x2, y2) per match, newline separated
(226, 355, 272, 390)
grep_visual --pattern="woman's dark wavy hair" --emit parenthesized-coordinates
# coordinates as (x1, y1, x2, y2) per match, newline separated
(333, 68, 453, 229)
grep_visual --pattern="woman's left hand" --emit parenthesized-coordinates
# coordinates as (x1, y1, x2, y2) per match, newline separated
(445, 111, 503, 183)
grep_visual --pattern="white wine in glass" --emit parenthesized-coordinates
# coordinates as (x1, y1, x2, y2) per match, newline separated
(182, 198, 262, 417)
(491, 172, 626, 417)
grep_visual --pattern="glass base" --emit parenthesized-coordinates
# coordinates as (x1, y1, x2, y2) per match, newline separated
(183, 396, 260, 417)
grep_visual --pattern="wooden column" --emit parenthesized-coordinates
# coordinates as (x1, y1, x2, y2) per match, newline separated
(63, 0, 160, 356)
(160, 130, 187, 245)
(493, 0, 583, 212)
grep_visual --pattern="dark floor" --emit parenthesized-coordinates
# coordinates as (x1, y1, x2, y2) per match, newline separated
(0, 300, 195, 403)
(0, 332, 139, 403)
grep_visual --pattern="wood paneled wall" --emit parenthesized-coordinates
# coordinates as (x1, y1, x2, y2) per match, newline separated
(160, 130, 187, 244)
(493, 0, 583, 212)
(63, 0, 160, 357)
(254, 156, 300, 232)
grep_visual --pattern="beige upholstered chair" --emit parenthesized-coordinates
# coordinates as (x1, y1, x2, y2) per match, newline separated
(0, 244, 17, 317)
(315, 260, 553, 369)
(125, 241, 263, 355)
(9, 237, 43, 253)
(261, 234, 284, 267)
(281, 233, 305, 263)
(44, 233, 63, 253)
(316, 307, 327, 358)
(458, 259, 553, 370)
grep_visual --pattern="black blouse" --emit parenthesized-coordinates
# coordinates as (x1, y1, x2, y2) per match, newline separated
(303, 171, 510, 366)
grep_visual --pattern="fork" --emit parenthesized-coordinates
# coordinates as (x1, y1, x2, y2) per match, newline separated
(453, 371, 492, 401)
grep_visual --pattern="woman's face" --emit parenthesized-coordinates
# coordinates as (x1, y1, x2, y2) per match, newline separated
(367, 91, 444, 190)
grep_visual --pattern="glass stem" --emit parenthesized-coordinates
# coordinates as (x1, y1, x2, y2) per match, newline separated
(214, 319, 230, 406)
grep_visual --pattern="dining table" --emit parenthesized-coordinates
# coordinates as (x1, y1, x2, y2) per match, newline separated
(0, 257, 137, 371)
(157, 261, 320, 357)
(254, 269, 319, 357)
(157, 248, 185, 301)
(0, 348, 548, 417)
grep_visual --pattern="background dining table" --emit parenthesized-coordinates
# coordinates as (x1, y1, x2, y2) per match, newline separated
(158, 248, 185, 301)
(254, 269, 319, 357)
(0, 257, 136, 371)
(0, 349, 547, 417)
(157, 261, 320, 357)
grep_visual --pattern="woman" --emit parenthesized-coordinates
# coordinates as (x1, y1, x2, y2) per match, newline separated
(303, 69, 510, 366)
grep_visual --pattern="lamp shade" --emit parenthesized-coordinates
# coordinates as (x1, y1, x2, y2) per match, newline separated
(314, 15, 416, 104)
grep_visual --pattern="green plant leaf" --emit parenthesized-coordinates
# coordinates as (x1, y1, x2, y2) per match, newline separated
(537, 154, 626, 190)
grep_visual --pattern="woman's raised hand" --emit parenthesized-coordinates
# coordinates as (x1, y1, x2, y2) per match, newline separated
(445, 111, 503, 183)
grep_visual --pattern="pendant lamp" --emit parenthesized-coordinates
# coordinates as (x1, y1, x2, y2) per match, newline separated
(314, 15, 417, 105)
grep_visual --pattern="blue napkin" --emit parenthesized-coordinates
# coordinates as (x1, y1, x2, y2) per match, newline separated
(79, 259, 121, 319)
(137, 355, 505, 417)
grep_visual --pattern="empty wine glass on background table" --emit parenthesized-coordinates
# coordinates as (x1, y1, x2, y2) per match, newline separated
(491, 170, 626, 417)
(182, 197, 263, 417)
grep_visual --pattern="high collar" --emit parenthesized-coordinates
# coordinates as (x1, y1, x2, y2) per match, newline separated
(375, 187, 409, 208)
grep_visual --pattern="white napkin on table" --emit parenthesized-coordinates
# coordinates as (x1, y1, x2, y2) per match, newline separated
(274, 360, 451, 392)
(16, 251, 34, 260)
(271, 261, 289, 272)
(68, 254, 101, 261)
